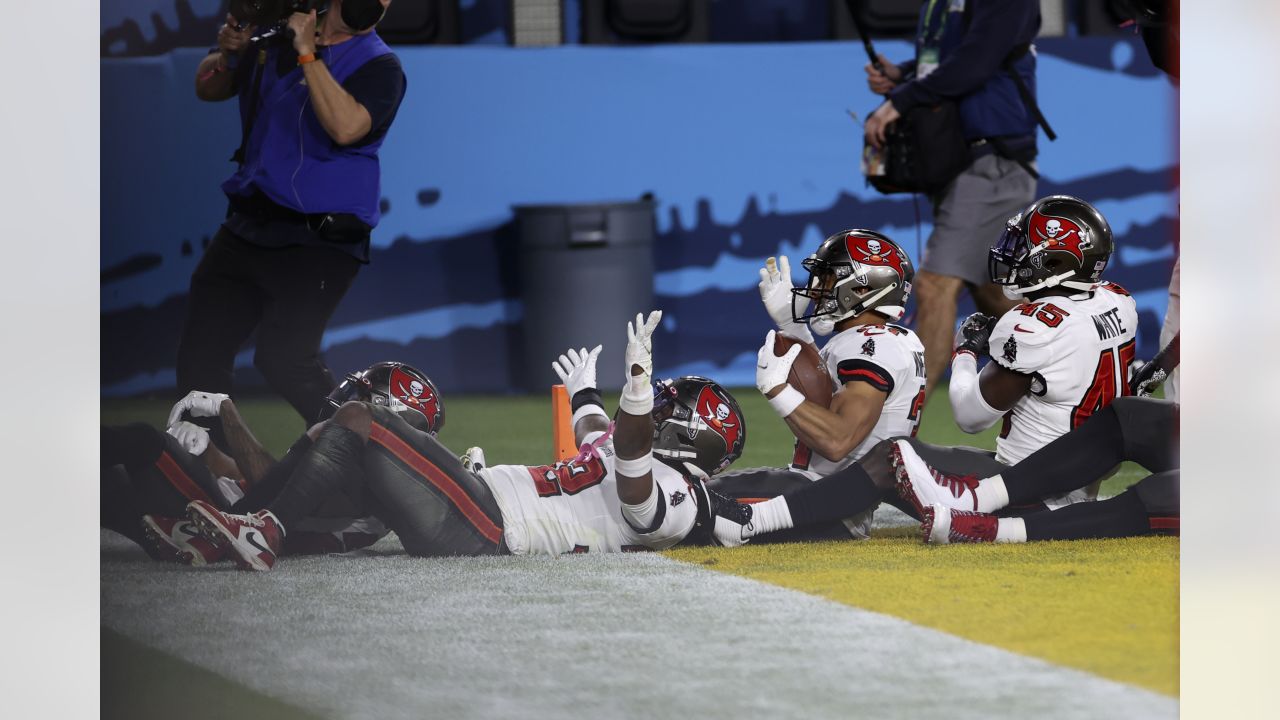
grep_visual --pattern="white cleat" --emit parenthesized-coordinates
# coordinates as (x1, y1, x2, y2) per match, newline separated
(890, 439, 980, 516)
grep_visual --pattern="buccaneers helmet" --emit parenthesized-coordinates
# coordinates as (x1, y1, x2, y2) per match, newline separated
(791, 230, 914, 329)
(989, 195, 1114, 296)
(319, 361, 445, 434)
(651, 376, 746, 477)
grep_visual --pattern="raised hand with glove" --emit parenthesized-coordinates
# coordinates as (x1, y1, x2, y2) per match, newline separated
(552, 345, 603, 398)
(553, 344, 607, 425)
(953, 312, 997, 359)
(619, 311, 662, 416)
(758, 255, 815, 345)
(615, 310, 663, 502)
(756, 329, 805, 418)
(166, 390, 230, 429)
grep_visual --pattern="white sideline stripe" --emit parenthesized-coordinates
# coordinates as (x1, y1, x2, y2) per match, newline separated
(101, 532, 1175, 720)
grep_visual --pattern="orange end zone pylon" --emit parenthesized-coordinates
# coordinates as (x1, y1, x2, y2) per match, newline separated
(551, 384, 575, 460)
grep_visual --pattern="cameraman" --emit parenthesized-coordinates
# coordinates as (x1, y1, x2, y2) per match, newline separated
(179, 0, 406, 424)
(863, 0, 1040, 402)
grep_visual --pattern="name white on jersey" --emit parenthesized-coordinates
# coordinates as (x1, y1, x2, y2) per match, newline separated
(989, 283, 1139, 507)
(478, 432, 700, 555)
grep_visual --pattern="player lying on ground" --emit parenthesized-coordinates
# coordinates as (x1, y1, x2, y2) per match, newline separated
(101, 362, 442, 564)
(706, 230, 926, 540)
(185, 311, 755, 570)
(708, 396, 1178, 546)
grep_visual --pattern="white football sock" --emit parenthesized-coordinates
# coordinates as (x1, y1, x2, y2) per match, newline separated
(995, 517, 1027, 543)
(975, 474, 1010, 513)
(743, 496, 794, 538)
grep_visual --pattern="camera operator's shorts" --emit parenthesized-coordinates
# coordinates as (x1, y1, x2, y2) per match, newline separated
(924, 154, 1037, 286)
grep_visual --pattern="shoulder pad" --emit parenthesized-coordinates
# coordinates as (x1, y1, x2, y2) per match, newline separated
(1098, 281, 1131, 297)
(991, 309, 1058, 372)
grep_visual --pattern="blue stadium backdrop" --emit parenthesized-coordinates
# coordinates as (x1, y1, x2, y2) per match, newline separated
(101, 0, 1178, 396)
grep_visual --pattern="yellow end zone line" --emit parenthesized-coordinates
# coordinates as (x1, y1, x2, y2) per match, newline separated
(666, 532, 1179, 697)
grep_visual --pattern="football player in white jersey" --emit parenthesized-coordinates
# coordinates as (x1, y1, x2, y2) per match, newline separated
(708, 196, 1144, 546)
(184, 312, 754, 570)
(889, 194, 1139, 516)
(706, 230, 927, 540)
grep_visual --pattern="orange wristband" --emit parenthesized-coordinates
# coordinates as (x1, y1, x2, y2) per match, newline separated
(297, 53, 317, 65)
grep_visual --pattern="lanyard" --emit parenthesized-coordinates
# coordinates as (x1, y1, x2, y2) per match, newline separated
(920, 0, 949, 48)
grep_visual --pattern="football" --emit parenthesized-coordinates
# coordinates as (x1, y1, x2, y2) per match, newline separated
(775, 332, 833, 408)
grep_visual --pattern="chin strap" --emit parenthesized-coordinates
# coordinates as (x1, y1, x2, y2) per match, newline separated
(1006, 270, 1079, 296)
(838, 281, 899, 321)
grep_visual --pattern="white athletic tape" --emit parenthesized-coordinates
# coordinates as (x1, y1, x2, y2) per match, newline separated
(767, 386, 806, 418)
(614, 452, 653, 477)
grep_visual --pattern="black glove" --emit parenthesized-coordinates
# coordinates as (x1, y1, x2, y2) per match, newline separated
(954, 312, 997, 359)
(1129, 360, 1167, 397)
(1129, 333, 1179, 396)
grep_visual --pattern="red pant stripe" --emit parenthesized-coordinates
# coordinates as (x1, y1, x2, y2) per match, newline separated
(370, 423, 503, 544)
(1149, 516, 1180, 531)
(155, 451, 214, 505)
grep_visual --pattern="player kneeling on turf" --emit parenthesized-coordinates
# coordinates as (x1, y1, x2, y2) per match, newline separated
(706, 230, 926, 542)
(186, 311, 754, 570)
(905, 194, 1139, 513)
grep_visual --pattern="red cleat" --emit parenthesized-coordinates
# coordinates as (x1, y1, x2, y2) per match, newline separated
(890, 440, 981, 516)
(142, 514, 227, 566)
(186, 500, 286, 572)
(922, 504, 998, 545)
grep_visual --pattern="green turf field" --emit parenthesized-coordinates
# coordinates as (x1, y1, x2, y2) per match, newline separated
(102, 385, 1149, 497)
(101, 386, 1177, 714)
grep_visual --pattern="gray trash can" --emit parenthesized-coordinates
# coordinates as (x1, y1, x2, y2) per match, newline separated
(514, 200, 656, 393)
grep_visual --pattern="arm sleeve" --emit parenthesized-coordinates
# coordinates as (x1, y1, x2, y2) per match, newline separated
(889, 0, 1037, 114)
(341, 54, 407, 144)
(948, 354, 1005, 433)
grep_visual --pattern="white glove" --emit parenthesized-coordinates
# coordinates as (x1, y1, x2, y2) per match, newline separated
(620, 311, 662, 415)
(552, 345, 603, 398)
(755, 330, 801, 395)
(625, 311, 662, 379)
(758, 255, 814, 344)
(166, 420, 210, 456)
(166, 390, 229, 428)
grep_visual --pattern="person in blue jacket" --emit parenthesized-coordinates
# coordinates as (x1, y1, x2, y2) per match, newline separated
(177, 0, 406, 424)
(863, 0, 1042, 404)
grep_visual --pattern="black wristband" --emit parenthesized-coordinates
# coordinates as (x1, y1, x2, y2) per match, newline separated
(570, 388, 605, 414)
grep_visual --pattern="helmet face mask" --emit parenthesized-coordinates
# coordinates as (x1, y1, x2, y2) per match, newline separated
(791, 230, 914, 327)
(988, 222, 1035, 287)
(651, 377, 746, 477)
(989, 195, 1114, 296)
(319, 362, 445, 434)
